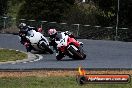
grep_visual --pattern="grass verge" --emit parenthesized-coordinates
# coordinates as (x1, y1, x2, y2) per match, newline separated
(0, 76, 131, 88)
(0, 49, 27, 62)
(0, 70, 132, 88)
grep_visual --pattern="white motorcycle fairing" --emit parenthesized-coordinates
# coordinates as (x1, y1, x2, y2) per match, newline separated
(55, 32, 69, 48)
(26, 30, 49, 51)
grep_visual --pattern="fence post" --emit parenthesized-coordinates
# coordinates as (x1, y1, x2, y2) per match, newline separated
(119, 28, 128, 40)
(2, 17, 8, 33)
(60, 23, 67, 31)
(41, 21, 47, 34)
(105, 27, 113, 39)
(73, 24, 80, 37)
(41, 21, 47, 28)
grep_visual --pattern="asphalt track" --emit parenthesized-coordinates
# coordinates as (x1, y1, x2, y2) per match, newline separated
(0, 34, 132, 70)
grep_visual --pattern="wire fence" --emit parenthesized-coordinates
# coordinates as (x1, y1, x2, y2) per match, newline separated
(0, 17, 131, 41)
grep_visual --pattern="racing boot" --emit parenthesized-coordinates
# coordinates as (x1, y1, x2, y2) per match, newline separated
(78, 41, 83, 47)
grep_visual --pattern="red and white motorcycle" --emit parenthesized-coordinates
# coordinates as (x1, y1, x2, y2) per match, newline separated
(55, 32, 86, 60)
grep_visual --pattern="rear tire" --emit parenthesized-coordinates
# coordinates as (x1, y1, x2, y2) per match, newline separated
(68, 45, 85, 60)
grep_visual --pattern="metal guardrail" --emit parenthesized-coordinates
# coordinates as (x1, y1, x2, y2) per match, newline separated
(0, 17, 130, 41)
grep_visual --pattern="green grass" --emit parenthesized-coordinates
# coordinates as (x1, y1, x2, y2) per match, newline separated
(0, 76, 131, 88)
(0, 49, 27, 62)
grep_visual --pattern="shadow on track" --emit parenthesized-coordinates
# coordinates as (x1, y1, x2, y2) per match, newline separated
(31, 51, 53, 54)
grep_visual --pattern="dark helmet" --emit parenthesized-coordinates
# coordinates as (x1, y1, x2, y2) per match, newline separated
(18, 23, 27, 31)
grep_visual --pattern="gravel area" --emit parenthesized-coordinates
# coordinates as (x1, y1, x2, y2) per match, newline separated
(0, 70, 132, 78)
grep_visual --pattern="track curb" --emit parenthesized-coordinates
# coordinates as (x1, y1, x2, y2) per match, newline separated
(0, 48, 39, 64)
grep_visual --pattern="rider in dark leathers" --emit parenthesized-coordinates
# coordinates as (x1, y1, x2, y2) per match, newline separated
(18, 23, 38, 52)
(48, 28, 83, 60)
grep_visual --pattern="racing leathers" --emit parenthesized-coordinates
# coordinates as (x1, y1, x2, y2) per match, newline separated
(49, 31, 83, 60)
(18, 26, 38, 52)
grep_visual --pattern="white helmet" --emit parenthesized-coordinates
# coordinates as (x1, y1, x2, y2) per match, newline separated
(48, 29, 57, 36)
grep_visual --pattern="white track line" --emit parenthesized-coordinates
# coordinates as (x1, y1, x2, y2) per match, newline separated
(9, 54, 43, 64)
(33, 54, 43, 62)
(29, 61, 34, 63)
(11, 62, 16, 64)
(23, 62, 27, 63)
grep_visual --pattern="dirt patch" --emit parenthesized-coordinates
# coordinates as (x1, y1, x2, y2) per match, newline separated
(0, 26, 19, 34)
(0, 70, 132, 78)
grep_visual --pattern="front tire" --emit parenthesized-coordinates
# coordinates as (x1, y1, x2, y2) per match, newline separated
(68, 45, 86, 60)
(56, 55, 63, 61)
(40, 42, 53, 54)
(26, 45, 32, 52)
(56, 51, 64, 61)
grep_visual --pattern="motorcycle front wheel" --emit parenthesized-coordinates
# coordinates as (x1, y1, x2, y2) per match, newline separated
(67, 45, 86, 60)
(26, 45, 32, 52)
(40, 42, 54, 54)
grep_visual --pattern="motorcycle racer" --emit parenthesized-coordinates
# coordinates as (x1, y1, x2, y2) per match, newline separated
(18, 23, 41, 52)
(18, 23, 33, 52)
(48, 28, 83, 60)
(18, 23, 42, 41)
(18, 23, 53, 53)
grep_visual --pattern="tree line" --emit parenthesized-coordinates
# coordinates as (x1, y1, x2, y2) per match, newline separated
(0, 0, 132, 28)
